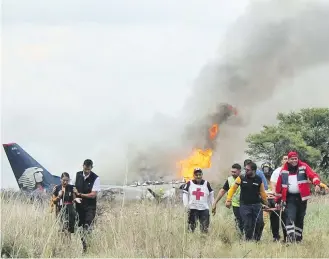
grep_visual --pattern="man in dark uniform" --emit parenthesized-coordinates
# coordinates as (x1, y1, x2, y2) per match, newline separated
(71, 159, 100, 252)
(226, 161, 268, 241)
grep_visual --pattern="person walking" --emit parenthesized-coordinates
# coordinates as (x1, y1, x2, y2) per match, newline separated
(212, 163, 244, 236)
(183, 168, 214, 233)
(226, 161, 268, 241)
(52, 172, 79, 238)
(71, 159, 101, 252)
(275, 151, 321, 243)
(270, 155, 288, 242)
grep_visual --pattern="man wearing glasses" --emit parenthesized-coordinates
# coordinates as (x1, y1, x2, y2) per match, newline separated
(226, 161, 268, 241)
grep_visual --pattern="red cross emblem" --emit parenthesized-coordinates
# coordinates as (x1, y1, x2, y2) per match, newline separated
(192, 188, 204, 200)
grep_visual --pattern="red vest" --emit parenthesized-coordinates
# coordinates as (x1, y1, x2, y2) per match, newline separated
(275, 161, 320, 202)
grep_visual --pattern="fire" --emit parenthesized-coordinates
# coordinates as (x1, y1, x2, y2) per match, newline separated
(209, 124, 219, 140)
(178, 124, 219, 182)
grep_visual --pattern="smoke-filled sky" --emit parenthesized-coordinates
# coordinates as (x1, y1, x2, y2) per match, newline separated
(2, 0, 329, 189)
(1, 0, 250, 188)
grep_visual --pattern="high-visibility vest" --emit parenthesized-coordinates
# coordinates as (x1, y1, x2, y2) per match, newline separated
(228, 176, 240, 207)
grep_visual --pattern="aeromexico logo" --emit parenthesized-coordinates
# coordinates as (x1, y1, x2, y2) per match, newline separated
(18, 167, 44, 191)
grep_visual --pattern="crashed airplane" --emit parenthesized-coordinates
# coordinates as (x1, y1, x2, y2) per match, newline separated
(2, 103, 238, 205)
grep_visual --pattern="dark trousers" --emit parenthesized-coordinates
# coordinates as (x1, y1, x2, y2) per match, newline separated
(76, 205, 96, 251)
(240, 204, 264, 241)
(58, 204, 76, 233)
(232, 206, 244, 235)
(285, 194, 307, 242)
(270, 209, 287, 241)
(187, 209, 210, 233)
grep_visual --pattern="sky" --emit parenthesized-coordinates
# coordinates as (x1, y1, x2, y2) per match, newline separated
(2, 0, 329, 189)
(1, 0, 251, 189)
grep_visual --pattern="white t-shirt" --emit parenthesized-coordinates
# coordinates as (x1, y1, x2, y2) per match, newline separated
(270, 166, 282, 184)
(288, 174, 300, 193)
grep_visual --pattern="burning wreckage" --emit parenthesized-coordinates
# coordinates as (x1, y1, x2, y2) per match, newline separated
(145, 103, 239, 203)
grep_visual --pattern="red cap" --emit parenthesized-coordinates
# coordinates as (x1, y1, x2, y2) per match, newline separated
(288, 151, 298, 159)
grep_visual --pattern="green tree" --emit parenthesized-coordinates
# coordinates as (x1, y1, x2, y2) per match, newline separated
(245, 108, 329, 176)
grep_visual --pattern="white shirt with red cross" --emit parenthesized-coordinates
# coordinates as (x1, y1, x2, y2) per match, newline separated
(187, 180, 210, 210)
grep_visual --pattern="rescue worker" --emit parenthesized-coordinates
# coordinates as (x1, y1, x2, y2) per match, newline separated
(243, 159, 268, 190)
(275, 151, 321, 243)
(183, 168, 214, 233)
(52, 172, 79, 237)
(71, 159, 101, 252)
(270, 155, 288, 242)
(226, 161, 268, 241)
(212, 163, 243, 236)
(261, 162, 273, 226)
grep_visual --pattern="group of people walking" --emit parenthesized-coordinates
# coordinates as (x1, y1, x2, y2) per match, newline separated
(51, 152, 327, 252)
(183, 151, 328, 243)
(51, 159, 100, 252)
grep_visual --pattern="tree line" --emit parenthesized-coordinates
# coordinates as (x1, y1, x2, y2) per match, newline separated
(245, 107, 329, 180)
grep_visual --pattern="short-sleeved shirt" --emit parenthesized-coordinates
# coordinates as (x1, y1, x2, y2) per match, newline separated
(222, 180, 230, 191)
(270, 167, 282, 184)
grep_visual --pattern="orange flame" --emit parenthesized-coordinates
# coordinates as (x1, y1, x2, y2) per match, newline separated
(178, 124, 219, 182)
(209, 124, 219, 140)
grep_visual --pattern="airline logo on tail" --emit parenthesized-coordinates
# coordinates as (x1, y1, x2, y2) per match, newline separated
(18, 167, 44, 191)
(2, 142, 61, 192)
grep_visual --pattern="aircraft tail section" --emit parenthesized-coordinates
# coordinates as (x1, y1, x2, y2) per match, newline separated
(2, 143, 60, 192)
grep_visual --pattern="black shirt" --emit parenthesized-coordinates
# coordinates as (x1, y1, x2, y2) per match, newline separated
(53, 184, 74, 204)
(222, 180, 230, 191)
(238, 174, 263, 205)
(183, 180, 213, 193)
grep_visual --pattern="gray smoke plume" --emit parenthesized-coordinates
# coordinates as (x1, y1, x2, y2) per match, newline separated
(176, 0, 329, 178)
(125, 0, 329, 183)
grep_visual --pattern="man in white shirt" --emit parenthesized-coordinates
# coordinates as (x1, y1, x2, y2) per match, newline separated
(71, 159, 100, 252)
(270, 155, 288, 191)
(183, 168, 214, 233)
(270, 155, 288, 242)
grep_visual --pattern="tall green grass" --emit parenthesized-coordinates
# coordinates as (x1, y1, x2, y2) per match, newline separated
(1, 192, 329, 258)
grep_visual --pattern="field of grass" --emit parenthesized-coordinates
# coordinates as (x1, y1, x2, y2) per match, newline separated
(1, 191, 329, 258)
